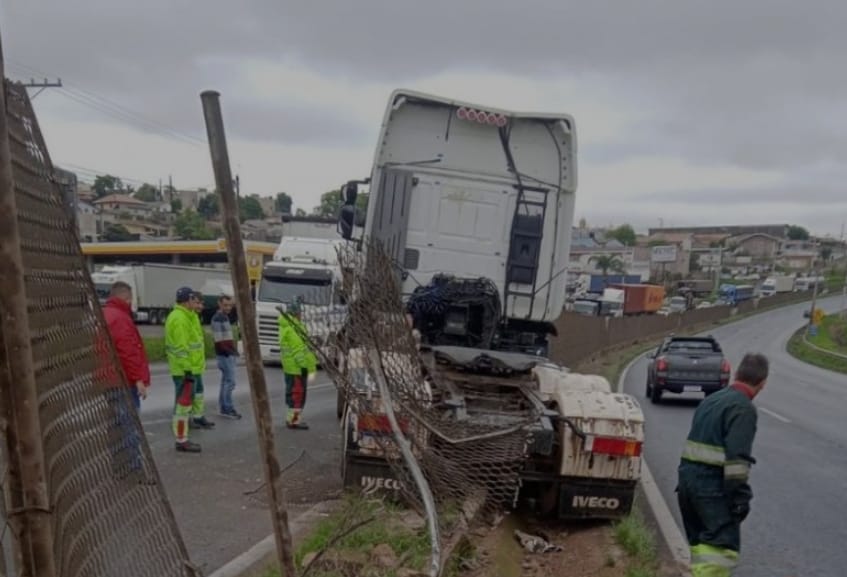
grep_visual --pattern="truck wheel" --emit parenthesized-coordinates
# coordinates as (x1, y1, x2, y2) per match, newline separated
(650, 384, 663, 404)
(645, 379, 653, 397)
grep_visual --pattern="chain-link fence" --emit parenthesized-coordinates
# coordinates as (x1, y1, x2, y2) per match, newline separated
(0, 80, 196, 576)
(290, 241, 543, 574)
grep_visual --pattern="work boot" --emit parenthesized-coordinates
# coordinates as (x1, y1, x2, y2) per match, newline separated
(286, 421, 310, 430)
(192, 416, 216, 429)
(218, 408, 243, 420)
(175, 440, 202, 453)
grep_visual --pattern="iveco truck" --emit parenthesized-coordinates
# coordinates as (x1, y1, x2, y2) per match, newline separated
(334, 90, 645, 521)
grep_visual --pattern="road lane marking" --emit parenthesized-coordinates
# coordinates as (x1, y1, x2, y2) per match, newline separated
(760, 407, 791, 424)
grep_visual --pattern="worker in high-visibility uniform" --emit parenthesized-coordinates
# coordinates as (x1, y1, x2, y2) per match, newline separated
(165, 287, 210, 453)
(278, 299, 317, 429)
(186, 290, 215, 431)
(677, 353, 769, 576)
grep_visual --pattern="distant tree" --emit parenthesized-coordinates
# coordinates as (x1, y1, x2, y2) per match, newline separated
(197, 194, 220, 219)
(93, 174, 124, 198)
(295, 208, 307, 216)
(102, 223, 134, 242)
(134, 183, 159, 202)
(820, 246, 833, 263)
(591, 254, 626, 276)
(239, 195, 265, 222)
(171, 198, 183, 213)
(787, 225, 810, 241)
(174, 210, 215, 240)
(607, 224, 637, 246)
(314, 189, 344, 217)
(275, 192, 293, 214)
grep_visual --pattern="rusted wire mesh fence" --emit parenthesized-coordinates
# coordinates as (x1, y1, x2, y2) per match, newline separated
(0, 81, 195, 576)
(289, 241, 542, 573)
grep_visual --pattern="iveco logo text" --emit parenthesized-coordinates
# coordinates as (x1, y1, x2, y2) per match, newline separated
(361, 476, 403, 495)
(572, 496, 621, 510)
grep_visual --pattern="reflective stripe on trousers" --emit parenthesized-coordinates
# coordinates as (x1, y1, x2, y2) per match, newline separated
(691, 543, 739, 577)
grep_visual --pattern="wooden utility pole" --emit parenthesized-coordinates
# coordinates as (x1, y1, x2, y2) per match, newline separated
(200, 91, 297, 577)
(0, 34, 57, 577)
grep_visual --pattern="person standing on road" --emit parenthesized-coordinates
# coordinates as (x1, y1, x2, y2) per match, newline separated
(677, 353, 769, 577)
(212, 294, 242, 419)
(277, 299, 317, 429)
(102, 281, 151, 477)
(165, 287, 207, 453)
(188, 290, 215, 431)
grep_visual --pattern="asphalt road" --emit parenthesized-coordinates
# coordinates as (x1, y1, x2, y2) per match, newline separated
(139, 362, 343, 574)
(623, 295, 847, 577)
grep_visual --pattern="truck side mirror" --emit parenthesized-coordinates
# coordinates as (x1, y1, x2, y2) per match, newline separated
(338, 205, 356, 240)
(341, 181, 358, 205)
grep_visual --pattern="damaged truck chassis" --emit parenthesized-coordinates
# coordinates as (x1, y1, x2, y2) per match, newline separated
(339, 344, 644, 521)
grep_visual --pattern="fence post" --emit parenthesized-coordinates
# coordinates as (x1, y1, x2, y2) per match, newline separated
(200, 91, 297, 577)
(0, 35, 57, 577)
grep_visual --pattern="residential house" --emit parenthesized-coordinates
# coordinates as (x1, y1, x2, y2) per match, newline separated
(76, 201, 97, 242)
(173, 188, 208, 211)
(778, 240, 819, 272)
(93, 194, 153, 218)
(727, 233, 782, 262)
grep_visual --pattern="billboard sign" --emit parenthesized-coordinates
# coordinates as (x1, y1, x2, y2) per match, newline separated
(650, 245, 678, 263)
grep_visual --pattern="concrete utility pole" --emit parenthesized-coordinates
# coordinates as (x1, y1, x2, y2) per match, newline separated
(200, 91, 297, 577)
(0, 34, 58, 577)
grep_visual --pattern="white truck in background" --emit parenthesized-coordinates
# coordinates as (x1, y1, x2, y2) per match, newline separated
(255, 237, 349, 364)
(90, 263, 231, 324)
(334, 90, 646, 521)
(760, 275, 795, 297)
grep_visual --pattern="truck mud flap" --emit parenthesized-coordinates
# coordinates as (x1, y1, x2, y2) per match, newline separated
(557, 477, 636, 520)
(343, 453, 407, 498)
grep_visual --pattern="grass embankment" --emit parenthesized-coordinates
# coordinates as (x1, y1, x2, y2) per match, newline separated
(142, 333, 217, 363)
(786, 314, 847, 375)
(613, 511, 660, 577)
(260, 495, 466, 577)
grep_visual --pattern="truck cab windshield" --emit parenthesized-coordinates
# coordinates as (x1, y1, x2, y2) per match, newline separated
(258, 276, 334, 306)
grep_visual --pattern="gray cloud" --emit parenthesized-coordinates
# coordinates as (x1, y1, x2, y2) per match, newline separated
(4, 1, 847, 233)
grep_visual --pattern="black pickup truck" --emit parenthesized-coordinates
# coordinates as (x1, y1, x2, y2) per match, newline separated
(645, 335, 731, 404)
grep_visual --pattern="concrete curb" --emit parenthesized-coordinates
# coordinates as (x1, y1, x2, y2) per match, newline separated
(617, 354, 692, 575)
(206, 501, 340, 577)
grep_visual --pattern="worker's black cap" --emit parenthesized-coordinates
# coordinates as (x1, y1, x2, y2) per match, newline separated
(176, 286, 195, 303)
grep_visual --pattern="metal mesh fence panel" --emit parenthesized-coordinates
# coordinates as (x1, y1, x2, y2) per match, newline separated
(1, 81, 196, 577)
(290, 241, 542, 571)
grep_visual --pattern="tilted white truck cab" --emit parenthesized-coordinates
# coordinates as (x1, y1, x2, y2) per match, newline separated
(255, 237, 348, 364)
(339, 90, 576, 357)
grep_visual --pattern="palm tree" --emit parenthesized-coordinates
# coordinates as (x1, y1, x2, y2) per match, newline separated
(591, 254, 626, 277)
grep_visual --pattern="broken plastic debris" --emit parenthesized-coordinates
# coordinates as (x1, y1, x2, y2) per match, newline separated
(514, 529, 563, 554)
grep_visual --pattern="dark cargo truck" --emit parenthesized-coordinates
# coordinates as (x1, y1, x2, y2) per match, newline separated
(645, 335, 730, 404)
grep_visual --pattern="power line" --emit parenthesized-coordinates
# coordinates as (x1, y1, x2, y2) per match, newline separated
(7, 60, 205, 146)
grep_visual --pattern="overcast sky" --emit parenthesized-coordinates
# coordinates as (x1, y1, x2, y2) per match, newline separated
(3, 1, 846, 236)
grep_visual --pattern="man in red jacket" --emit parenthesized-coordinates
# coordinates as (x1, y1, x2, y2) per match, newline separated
(103, 281, 151, 480)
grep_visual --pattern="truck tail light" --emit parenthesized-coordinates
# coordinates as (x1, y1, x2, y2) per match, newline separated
(720, 359, 731, 384)
(656, 357, 668, 372)
(590, 436, 642, 457)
